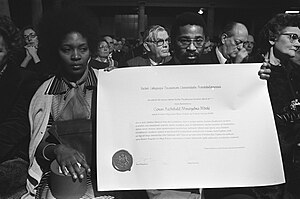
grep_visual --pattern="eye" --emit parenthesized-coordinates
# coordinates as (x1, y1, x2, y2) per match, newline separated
(178, 38, 189, 44)
(80, 47, 88, 53)
(61, 47, 71, 53)
(291, 34, 299, 40)
(156, 39, 164, 45)
(195, 38, 204, 44)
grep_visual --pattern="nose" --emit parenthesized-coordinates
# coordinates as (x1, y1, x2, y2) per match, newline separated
(187, 41, 196, 51)
(163, 41, 169, 48)
(71, 49, 81, 61)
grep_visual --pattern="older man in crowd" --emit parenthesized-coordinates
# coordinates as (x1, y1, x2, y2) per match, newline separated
(200, 22, 249, 64)
(125, 25, 171, 67)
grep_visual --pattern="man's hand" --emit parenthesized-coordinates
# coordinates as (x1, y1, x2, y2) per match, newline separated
(234, 48, 248, 63)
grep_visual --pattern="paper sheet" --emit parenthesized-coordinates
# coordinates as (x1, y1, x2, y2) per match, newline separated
(96, 63, 285, 191)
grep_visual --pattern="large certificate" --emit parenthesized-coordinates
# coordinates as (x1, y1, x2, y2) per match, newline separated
(96, 63, 285, 191)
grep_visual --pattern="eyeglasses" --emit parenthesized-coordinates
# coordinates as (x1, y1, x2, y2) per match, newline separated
(24, 33, 36, 40)
(280, 33, 300, 43)
(148, 38, 171, 47)
(177, 37, 204, 48)
(98, 46, 109, 49)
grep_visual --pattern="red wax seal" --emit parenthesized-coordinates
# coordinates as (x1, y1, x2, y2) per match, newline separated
(112, 150, 133, 172)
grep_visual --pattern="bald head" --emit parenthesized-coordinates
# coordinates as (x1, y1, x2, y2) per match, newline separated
(220, 22, 249, 61)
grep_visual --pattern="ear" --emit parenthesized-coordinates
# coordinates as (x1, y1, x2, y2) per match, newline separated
(220, 33, 227, 45)
(143, 42, 151, 52)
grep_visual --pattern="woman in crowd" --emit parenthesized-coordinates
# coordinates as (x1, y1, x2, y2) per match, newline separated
(256, 13, 300, 199)
(20, 25, 40, 69)
(89, 38, 118, 70)
(21, 7, 147, 199)
(0, 15, 41, 198)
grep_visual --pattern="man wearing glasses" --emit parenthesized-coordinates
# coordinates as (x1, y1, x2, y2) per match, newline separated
(125, 25, 171, 67)
(147, 12, 258, 199)
(165, 12, 207, 65)
(200, 22, 249, 64)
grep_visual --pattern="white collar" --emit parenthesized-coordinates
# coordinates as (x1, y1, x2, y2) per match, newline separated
(149, 58, 160, 66)
(216, 47, 227, 64)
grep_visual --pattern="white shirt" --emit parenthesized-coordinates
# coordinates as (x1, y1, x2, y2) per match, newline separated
(215, 47, 228, 64)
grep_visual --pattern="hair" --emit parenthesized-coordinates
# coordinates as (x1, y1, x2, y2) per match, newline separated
(258, 13, 300, 54)
(143, 25, 168, 42)
(38, 7, 99, 74)
(170, 12, 207, 42)
(0, 15, 23, 66)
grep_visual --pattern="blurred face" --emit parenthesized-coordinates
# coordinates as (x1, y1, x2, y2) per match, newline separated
(104, 36, 114, 53)
(59, 32, 90, 82)
(273, 27, 300, 59)
(121, 38, 126, 45)
(23, 28, 38, 47)
(0, 35, 8, 67)
(116, 41, 123, 51)
(175, 24, 205, 64)
(221, 24, 248, 59)
(145, 30, 170, 61)
(244, 35, 255, 54)
(97, 41, 110, 58)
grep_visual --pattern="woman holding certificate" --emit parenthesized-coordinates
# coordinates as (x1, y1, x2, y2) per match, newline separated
(21, 7, 147, 199)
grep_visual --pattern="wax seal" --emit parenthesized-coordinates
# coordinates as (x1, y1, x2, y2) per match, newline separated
(112, 149, 133, 172)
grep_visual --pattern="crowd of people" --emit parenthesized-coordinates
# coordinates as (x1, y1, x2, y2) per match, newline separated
(0, 4, 299, 199)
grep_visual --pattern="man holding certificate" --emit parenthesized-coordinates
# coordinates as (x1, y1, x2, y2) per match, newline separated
(97, 12, 284, 199)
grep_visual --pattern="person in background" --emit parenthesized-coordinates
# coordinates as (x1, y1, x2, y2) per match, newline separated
(256, 13, 300, 199)
(112, 38, 126, 64)
(200, 22, 249, 64)
(20, 26, 40, 69)
(121, 37, 130, 55)
(89, 38, 118, 70)
(202, 36, 214, 54)
(0, 15, 41, 198)
(126, 25, 171, 67)
(104, 35, 115, 57)
(244, 34, 255, 55)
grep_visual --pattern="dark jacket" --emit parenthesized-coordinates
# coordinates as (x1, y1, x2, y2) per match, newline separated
(0, 62, 41, 162)
(126, 54, 172, 67)
(199, 47, 220, 64)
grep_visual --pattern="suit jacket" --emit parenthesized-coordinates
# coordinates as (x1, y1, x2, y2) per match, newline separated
(126, 54, 172, 67)
(198, 47, 220, 64)
(126, 55, 151, 67)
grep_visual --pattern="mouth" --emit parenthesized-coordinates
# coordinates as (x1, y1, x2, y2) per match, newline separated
(71, 64, 83, 70)
(186, 54, 197, 59)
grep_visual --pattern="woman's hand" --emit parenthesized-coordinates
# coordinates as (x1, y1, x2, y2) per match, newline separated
(25, 44, 40, 63)
(258, 57, 271, 80)
(25, 44, 37, 57)
(54, 144, 90, 180)
(104, 65, 116, 72)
